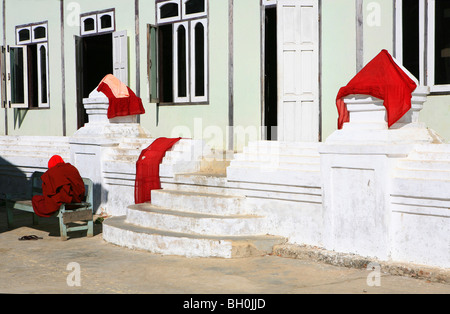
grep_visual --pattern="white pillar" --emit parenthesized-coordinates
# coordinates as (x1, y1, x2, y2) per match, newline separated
(318, 86, 441, 260)
(69, 89, 150, 213)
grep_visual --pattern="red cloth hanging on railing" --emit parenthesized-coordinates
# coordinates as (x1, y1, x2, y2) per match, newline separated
(134, 137, 182, 204)
(336, 49, 417, 129)
(97, 74, 145, 119)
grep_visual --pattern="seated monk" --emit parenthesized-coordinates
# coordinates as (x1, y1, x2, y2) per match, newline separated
(32, 155, 86, 217)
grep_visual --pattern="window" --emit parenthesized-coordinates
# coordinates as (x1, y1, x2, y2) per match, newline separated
(80, 9, 115, 36)
(395, 0, 450, 92)
(151, 0, 208, 104)
(6, 22, 49, 108)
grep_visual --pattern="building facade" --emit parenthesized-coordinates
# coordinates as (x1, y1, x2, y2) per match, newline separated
(0, 0, 448, 151)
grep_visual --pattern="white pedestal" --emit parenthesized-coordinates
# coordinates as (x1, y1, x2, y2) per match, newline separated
(69, 89, 151, 213)
(319, 87, 441, 260)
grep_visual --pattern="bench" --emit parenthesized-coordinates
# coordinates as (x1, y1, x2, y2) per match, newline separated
(5, 171, 94, 241)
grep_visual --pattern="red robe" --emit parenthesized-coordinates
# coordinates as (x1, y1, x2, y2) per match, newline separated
(97, 81, 145, 119)
(32, 163, 86, 217)
(336, 49, 417, 129)
(135, 137, 182, 204)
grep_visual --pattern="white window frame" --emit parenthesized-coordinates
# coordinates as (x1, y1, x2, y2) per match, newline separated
(97, 11, 115, 34)
(262, 0, 277, 7)
(426, 0, 450, 92)
(16, 27, 32, 45)
(6, 45, 29, 108)
(10, 22, 50, 109)
(157, 0, 182, 24)
(37, 43, 50, 108)
(395, 0, 450, 92)
(173, 21, 190, 103)
(182, 0, 208, 20)
(80, 10, 115, 36)
(32, 24, 48, 43)
(80, 14, 97, 36)
(190, 18, 208, 102)
(156, 0, 208, 104)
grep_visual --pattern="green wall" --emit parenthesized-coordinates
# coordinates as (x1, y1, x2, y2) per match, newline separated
(0, 0, 448, 146)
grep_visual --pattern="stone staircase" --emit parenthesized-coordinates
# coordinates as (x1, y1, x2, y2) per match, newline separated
(0, 136, 70, 198)
(392, 144, 450, 204)
(103, 145, 286, 258)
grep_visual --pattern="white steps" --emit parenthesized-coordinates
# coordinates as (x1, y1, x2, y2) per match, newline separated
(103, 216, 285, 258)
(391, 143, 450, 215)
(103, 171, 286, 258)
(125, 203, 266, 236)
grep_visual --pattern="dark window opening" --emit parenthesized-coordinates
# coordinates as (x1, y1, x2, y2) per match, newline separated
(100, 15, 112, 29)
(177, 25, 187, 98)
(158, 24, 173, 103)
(84, 18, 95, 32)
(40, 45, 47, 104)
(434, 0, 450, 85)
(34, 26, 46, 40)
(10, 47, 25, 104)
(264, 7, 278, 141)
(27, 44, 39, 108)
(402, 0, 420, 81)
(18, 29, 30, 42)
(186, 0, 205, 15)
(161, 3, 179, 19)
(194, 22, 205, 97)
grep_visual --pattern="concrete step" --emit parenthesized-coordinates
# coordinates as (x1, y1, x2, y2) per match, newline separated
(243, 141, 319, 156)
(232, 153, 320, 165)
(126, 203, 266, 236)
(394, 168, 450, 181)
(226, 165, 321, 188)
(397, 159, 450, 171)
(151, 189, 247, 215)
(392, 177, 450, 200)
(103, 216, 286, 258)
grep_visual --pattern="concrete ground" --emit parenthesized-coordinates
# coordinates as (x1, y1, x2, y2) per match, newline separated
(1, 205, 449, 295)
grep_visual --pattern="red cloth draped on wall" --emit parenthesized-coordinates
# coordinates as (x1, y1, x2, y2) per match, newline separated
(336, 49, 417, 129)
(135, 137, 182, 204)
(32, 157, 86, 217)
(97, 74, 146, 119)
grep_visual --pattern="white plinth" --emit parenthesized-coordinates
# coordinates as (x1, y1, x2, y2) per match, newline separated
(69, 89, 151, 213)
(319, 87, 443, 261)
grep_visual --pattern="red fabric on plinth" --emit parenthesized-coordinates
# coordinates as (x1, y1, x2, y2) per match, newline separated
(97, 81, 145, 119)
(134, 137, 182, 204)
(32, 163, 86, 217)
(336, 49, 417, 129)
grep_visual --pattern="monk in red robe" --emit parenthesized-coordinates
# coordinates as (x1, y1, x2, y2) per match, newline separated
(32, 155, 86, 217)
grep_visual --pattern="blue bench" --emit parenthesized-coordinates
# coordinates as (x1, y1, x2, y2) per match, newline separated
(5, 171, 94, 241)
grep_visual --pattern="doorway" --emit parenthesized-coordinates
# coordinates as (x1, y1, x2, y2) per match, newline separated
(264, 6, 278, 141)
(75, 33, 113, 129)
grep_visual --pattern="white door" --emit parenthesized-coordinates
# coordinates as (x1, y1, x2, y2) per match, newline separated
(113, 30, 128, 85)
(277, 0, 319, 142)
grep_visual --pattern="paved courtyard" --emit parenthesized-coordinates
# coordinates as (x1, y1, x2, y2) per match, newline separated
(0, 205, 449, 296)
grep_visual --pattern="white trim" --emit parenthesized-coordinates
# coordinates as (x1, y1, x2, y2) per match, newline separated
(7, 45, 29, 108)
(80, 15, 97, 36)
(190, 18, 207, 102)
(262, 0, 276, 6)
(182, 0, 207, 20)
(37, 43, 50, 108)
(396, 0, 450, 92)
(16, 27, 32, 45)
(173, 21, 190, 103)
(157, 0, 181, 24)
(31, 24, 48, 43)
(427, 0, 436, 88)
(97, 11, 115, 33)
(394, 0, 402, 63)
